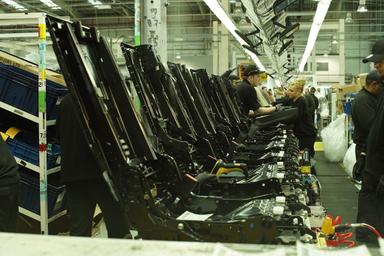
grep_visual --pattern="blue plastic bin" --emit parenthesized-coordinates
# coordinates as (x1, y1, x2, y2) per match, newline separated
(7, 138, 61, 169)
(0, 64, 67, 120)
(19, 172, 66, 217)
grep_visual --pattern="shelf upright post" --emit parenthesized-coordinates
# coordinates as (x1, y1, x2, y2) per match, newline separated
(37, 13, 49, 234)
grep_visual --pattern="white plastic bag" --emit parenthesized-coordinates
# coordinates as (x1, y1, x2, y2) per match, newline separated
(321, 114, 347, 162)
(343, 143, 356, 177)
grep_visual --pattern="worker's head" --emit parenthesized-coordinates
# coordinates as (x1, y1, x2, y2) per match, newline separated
(243, 65, 263, 86)
(287, 81, 304, 101)
(365, 70, 383, 95)
(309, 87, 317, 95)
(363, 39, 384, 76)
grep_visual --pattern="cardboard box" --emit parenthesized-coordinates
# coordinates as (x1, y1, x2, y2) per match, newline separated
(0, 50, 66, 86)
(332, 84, 360, 99)
(356, 73, 368, 87)
(336, 99, 344, 114)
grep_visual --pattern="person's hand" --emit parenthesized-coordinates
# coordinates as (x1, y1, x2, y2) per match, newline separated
(352, 153, 365, 182)
(352, 165, 363, 181)
(376, 175, 384, 197)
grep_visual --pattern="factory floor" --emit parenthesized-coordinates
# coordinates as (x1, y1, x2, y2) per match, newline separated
(314, 143, 359, 224)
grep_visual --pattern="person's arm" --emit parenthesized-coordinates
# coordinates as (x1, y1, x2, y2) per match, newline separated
(273, 96, 290, 106)
(249, 106, 277, 116)
(354, 98, 377, 135)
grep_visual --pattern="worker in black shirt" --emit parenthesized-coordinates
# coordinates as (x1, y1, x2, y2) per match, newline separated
(57, 94, 129, 238)
(356, 39, 384, 242)
(309, 87, 319, 109)
(304, 92, 316, 124)
(236, 65, 277, 117)
(352, 70, 382, 159)
(286, 81, 317, 159)
(0, 135, 19, 232)
(308, 87, 320, 129)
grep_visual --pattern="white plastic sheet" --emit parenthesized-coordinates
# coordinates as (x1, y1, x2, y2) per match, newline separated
(296, 241, 371, 256)
(321, 114, 348, 162)
(212, 244, 286, 256)
(343, 143, 356, 178)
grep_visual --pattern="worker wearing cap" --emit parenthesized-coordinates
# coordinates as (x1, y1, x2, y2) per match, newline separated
(236, 65, 277, 117)
(357, 39, 384, 242)
(352, 70, 382, 161)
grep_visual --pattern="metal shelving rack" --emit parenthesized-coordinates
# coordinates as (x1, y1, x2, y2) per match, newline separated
(0, 12, 66, 234)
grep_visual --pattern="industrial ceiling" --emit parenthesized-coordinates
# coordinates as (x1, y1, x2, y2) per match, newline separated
(0, 0, 383, 77)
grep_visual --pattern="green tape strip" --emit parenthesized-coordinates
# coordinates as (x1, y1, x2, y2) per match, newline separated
(38, 91, 46, 112)
(133, 95, 142, 112)
(135, 35, 141, 46)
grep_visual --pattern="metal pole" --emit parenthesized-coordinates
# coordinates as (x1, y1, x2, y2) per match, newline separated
(38, 13, 48, 234)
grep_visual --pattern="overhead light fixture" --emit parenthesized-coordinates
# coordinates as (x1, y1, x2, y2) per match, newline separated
(332, 35, 338, 44)
(357, 0, 368, 12)
(357, 5, 368, 12)
(88, 0, 111, 9)
(323, 51, 328, 57)
(238, 17, 248, 25)
(175, 54, 181, 59)
(298, 0, 332, 72)
(203, 0, 265, 70)
(88, 0, 102, 5)
(95, 4, 111, 9)
(233, 2, 243, 14)
(39, 0, 61, 9)
(345, 12, 353, 23)
(1, 0, 27, 11)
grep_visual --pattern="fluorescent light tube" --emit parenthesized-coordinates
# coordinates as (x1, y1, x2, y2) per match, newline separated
(40, 0, 61, 9)
(203, 0, 265, 71)
(298, 0, 332, 72)
(95, 4, 111, 9)
(1, 0, 27, 11)
(357, 5, 368, 12)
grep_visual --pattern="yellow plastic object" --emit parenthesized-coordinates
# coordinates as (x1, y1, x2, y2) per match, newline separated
(216, 167, 244, 176)
(321, 216, 335, 236)
(0, 132, 9, 141)
(38, 23, 46, 40)
(259, 72, 267, 82)
(316, 233, 328, 248)
(5, 127, 21, 139)
(300, 165, 311, 174)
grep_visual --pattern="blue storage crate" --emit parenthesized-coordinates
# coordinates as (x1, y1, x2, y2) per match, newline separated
(0, 64, 67, 120)
(19, 172, 66, 217)
(6, 138, 61, 169)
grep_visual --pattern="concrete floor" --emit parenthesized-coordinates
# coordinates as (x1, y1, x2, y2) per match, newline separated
(315, 152, 359, 224)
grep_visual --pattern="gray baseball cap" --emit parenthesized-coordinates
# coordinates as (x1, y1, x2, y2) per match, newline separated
(366, 70, 383, 85)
